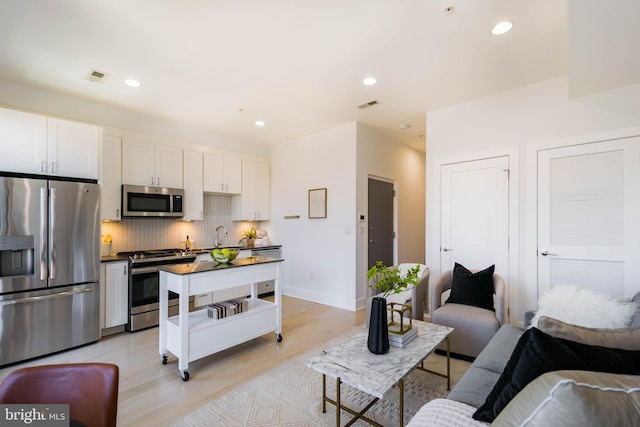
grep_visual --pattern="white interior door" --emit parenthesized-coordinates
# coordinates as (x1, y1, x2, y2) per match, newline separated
(537, 138, 640, 297)
(440, 157, 510, 278)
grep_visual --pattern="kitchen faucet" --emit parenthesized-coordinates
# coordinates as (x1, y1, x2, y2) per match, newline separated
(215, 225, 228, 247)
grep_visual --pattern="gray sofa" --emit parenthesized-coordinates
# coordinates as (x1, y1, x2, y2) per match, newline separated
(408, 291, 640, 426)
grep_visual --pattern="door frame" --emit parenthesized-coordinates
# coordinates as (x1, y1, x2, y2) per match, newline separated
(367, 176, 397, 270)
(428, 146, 519, 323)
(524, 125, 640, 319)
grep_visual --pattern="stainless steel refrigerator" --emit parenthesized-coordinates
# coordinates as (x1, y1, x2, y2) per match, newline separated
(0, 175, 100, 366)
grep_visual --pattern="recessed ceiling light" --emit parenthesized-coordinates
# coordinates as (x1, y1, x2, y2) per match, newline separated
(255, 120, 265, 127)
(400, 124, 410, 130)
(491, 21, 513, 35)
(124, 79, 141, 87)
(362, 77, 377, 86)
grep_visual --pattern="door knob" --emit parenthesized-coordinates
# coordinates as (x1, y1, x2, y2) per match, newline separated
(442, 247, 453, 252)
(540, 250, 558, 256)
(369, 240, 379, 244)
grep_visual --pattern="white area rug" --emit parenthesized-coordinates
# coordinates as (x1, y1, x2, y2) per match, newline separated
(172, 330, 471, 426)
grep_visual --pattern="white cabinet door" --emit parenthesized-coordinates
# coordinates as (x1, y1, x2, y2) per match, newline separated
(100, 135, 122, 221)
(183, 150, 203, 220)
(203, 154, 241, 194)
(224, 157, 242, 194)
(0, 108, 99, 179)
(255, 163, 270, 220)
(122, 139, 155, 186)
(155, 144, 183, 188)
(47, 118, 99, 179)
(102, 261, 129, 328)
(196, 252, 211, 262)
(203, 154, 224, 192)
(0, 108, 47, 174)
(232, 161, 270, 221)
(122, 139, 183, 188)
(238, 250, 252, 259)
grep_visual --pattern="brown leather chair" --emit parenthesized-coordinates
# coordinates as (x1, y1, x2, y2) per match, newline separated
(0, 363, 119, 427)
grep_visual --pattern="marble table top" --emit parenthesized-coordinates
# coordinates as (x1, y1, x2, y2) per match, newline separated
(306, 320, 453, 398)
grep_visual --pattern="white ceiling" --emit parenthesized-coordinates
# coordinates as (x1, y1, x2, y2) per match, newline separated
(0, 1, 635, 152)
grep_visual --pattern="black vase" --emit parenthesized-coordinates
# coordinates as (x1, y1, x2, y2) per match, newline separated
(367, 297, 390, 354)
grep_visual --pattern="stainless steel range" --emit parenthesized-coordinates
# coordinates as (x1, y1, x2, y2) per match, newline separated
(119, 249, 196, 331)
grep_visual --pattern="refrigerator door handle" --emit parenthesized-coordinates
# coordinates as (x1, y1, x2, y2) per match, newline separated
(40, 187, 48, 281)
(49, 187, 56, 280)
(0, 287, 95, 306)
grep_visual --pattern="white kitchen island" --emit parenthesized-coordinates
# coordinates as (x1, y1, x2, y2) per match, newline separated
(158, 256, 283, 381)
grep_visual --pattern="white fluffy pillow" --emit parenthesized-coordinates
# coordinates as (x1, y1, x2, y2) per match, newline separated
(529, 284, 637, 329)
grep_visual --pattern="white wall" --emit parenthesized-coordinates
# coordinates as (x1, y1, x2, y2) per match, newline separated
(271, 122, 426, 312)
(270, 123, 358, 310)
(355, 123, 426, 306)
(426, 76, 640, 325)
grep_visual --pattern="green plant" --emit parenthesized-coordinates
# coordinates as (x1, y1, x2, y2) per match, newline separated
(367, 261, 421, 298)
(239, 226, 257, 243)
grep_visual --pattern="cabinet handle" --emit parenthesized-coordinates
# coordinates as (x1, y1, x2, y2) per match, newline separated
(116, 208, 120, 218)
(157, 177, 160, 186)
(225, 184, 228, 192)
(221, 184, 224, 192)
(151, 176, 154, 185)
(41, 161, 47, 173)
(124, 265, 127, 275)
(51, 162, 57, 173)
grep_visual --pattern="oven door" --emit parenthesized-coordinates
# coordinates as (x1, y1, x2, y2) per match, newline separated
(129, 265, 193, 330)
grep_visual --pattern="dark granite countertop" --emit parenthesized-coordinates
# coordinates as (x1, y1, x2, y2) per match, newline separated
(158, 255, 284, 275)
(101, 244, 282, 263)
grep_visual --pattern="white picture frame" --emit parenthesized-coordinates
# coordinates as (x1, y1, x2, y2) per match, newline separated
(308, 188, 327, 219)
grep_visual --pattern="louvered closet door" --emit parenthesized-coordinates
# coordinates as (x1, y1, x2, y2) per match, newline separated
(537, 138, 640, 298)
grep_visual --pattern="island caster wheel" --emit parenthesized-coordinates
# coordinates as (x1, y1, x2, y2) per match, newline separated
(161, 355, 168, 365)
(181, 370, 190, 381)
(276, 333, 283, 342)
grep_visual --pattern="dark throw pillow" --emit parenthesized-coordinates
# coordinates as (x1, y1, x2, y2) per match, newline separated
(445, 263, 495, 311)
(473, 327, 640, 423)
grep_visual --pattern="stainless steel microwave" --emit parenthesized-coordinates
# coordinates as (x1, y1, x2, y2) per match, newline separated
(122, 184, 184, 218)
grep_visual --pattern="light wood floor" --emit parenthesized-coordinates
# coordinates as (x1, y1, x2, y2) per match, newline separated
(0, 296, 365, 426)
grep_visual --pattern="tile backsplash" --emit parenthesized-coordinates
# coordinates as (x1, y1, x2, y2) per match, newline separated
(100, 194, 263, 254)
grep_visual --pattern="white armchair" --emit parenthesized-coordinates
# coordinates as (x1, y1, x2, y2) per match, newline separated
(430, 269, 505, 359)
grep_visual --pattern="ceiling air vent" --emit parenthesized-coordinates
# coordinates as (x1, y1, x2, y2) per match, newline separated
(86, 69, 109, 84)
(357, 99, 380, 110)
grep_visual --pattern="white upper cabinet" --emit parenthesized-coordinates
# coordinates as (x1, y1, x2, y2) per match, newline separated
(232, 161, 270, 221)
(183, 150, 204, 220)
(47, 118, 100, 179)
(100, 135, 122, 221)
(122, 139, 183, 188)
(0, 107, 99, 179)
(203, 154, 241, 195)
